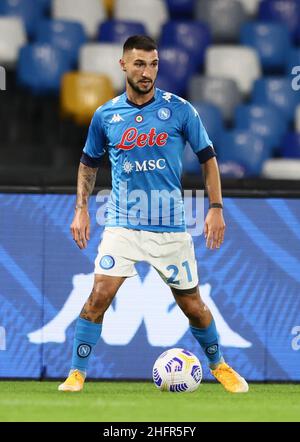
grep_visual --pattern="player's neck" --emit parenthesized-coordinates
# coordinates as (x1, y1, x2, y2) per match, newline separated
(126, 87, 155, 106)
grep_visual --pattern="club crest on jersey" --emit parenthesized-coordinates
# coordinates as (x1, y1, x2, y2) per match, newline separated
(157, 107, 171, 121)
(117, 127, 168, 150)
(135, 115, 143, 123)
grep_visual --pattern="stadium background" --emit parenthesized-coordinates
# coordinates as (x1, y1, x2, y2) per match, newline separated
(0, 0, 300, 382)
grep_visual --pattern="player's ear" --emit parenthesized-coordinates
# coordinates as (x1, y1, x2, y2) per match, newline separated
(119, 58, 126, 72)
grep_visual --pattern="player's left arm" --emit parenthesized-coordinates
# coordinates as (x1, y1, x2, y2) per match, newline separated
(182, 101, 225, 249)
(202, 157, 225, 250)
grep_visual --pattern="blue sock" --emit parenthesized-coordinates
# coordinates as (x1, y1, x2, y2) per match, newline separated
(71, 317, 102, 374)
(190, 319, 223, 368)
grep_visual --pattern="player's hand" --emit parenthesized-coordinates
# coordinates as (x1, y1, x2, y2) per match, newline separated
(70, 207, 90, 249)
(204, 209, 226, 250)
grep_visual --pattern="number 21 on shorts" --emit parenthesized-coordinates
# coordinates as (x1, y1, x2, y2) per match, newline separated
(166, 260, 192, 285)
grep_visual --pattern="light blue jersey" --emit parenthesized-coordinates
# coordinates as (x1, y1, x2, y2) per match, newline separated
(81, 88, 215, 232)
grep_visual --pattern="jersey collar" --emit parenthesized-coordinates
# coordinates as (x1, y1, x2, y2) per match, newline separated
(125, 89, 156, 109)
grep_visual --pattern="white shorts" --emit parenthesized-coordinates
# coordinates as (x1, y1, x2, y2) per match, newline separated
(94, 227, 199, 290)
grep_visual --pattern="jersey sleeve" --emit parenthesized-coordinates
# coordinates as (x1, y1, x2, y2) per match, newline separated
(183, 102, 216, 164)
(80, 108, 107, 168)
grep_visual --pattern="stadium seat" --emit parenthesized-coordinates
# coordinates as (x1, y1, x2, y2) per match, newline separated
(0, 0, 44, 37)
(258, 0, 300, 41)
(235, 104, 288, 149)
(195, 0, 247, 42)
(286, 48, 300, 75)
(157, 46, 193, 96)
(166, 0, 195, 19)
(191, 102, 224, 146)
(79, 43, 123, 92)
(296, 23, 300, 45)
(262, 159, 300, 179)
(114, 0, 168, 37)
(155, 73, 182, 96)
(252, 77, 300, 121)
(218, 161, 246, 178)
(160, 21, 211, 70)
(236, 0, 261, 16)
(240, 22, 291, 72)
(35, 20, 86, 66)
(17, 44, 72, 94)
(61, 72, 114, 125)
(280, 132, 300, 158)
(205, 46, 262, 95)
(296, 105, 300, 132)
(217, 130, 272, 175)
(39, 0, 51, 12)
(98, 20, 146, 43)
(52, 0, 106, 38)
(0, 17, 26, 67)
(188, 76, 242, 122)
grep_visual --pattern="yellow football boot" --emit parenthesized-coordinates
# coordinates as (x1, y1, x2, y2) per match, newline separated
(211, 362, 249, 393)
(58, 370, 85, 392)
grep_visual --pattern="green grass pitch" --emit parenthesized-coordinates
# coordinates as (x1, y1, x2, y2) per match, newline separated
(0, 381, 300, 422)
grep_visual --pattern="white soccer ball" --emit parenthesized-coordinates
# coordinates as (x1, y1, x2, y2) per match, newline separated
(152, 348, 202, 393)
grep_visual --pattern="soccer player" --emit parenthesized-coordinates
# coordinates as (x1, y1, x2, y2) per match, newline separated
(58, 36, 248, 393)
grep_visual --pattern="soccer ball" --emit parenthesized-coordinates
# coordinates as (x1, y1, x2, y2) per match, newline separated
(152, 348, 202, 393)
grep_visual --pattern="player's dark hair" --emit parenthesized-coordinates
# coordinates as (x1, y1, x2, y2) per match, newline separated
(123, 35, 157, 53)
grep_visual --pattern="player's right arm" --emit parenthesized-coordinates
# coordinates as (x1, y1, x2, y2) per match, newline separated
(71, 163, 98, 249)
(70, 107, 107, 249)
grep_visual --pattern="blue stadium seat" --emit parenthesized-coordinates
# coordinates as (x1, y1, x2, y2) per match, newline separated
(160, 21, 211, 70)
(296, 104, 300, 132)
(98, 20, 146, 43)
(39, 0, 51, 12)
(157, 46, 193, 96)
(258, 0, 300, 41)
(297, 22, 300, 44)
(36, 20, 86, 66)
(234, 104, 288, 149)
(166, 0, 196, 19)
(252, 77, 300, 121)
(217, 130, 272, 175)
(0, 0, 44, 37)
(218, 161, 246, 178)
(280, 132, 300, 158)
(240, 22, 291, 71)
(191, 102, 223, 146)
(17, 44, 72, 94)
(155, 73, 182, 96)
(286, 48, 300, 74)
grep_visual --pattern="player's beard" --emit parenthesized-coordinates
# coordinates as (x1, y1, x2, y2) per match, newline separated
(127, 76, 155, 95)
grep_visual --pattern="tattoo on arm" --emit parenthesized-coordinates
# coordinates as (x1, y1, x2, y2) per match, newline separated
(76, 163, 98, 208)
